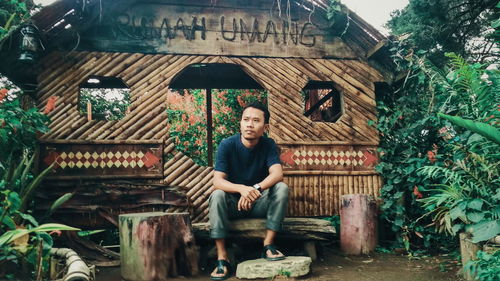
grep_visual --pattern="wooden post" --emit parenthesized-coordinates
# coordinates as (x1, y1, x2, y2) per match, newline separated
(206, 88, 213, 167)
(340, 194, 377, 255)
(119, 212, 198, 281)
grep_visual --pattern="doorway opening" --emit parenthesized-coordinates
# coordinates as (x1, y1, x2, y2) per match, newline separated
(168, 63, 267, 167)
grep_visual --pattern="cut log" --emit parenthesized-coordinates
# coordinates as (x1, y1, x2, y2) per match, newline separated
(340, 194, 377, 255)
(119, 212, 198, 281)
(192, 217, 336, 241)
(460, 232, 481, 281)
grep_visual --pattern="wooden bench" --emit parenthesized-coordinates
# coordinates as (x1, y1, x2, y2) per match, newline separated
(192, 217, 336, 261)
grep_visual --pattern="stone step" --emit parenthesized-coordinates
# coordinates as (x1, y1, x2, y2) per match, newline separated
(236, 256, 312, 279)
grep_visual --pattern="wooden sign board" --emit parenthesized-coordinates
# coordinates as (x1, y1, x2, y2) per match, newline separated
(39, 140, 163, 179)
(79, 0, 357, 59)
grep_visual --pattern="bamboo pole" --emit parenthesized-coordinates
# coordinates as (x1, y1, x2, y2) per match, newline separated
(187, 170, 214, 192)
(163, 155, 190, 180)
(107, 93, 167, 139)
(118, 54, 157, 79)
(117, 106, 167, 139)
(101, 53, 145, 77)
(184, 168, 212, 193)
(311, 59, 375, 98)
(152, 127, 170, 140)
(124, 55, 174, 84)
(38, 52, 96, 102)
(163, 152, 185, 171)
(348, 176, 354, 194)
(129, 113, 167, 139)
(343, 176, 349, 196)
(164, 158, 196, 184)
(142, 119, 168, 140)
(174, 165, 203, 186)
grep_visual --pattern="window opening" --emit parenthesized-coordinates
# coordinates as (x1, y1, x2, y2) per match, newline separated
(79, 76, 130, 121)
(302, 81, 343, 122)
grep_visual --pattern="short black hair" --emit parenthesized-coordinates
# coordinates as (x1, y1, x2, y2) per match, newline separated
(243, 102, 270, 124)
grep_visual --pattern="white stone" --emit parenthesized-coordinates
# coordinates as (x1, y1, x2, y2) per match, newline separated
(236, 256, 311, 279)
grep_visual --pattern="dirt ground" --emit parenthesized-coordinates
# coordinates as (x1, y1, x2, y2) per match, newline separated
(95, 242, 464, 281)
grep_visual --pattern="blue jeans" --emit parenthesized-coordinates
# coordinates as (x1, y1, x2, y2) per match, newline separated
(208, 182, 289, 239)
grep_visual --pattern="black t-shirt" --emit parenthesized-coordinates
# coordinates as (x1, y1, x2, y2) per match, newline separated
(215, 133, 281, 186)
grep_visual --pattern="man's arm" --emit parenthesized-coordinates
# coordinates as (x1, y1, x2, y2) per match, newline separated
(213, 171, 249, 194)
(255, 163, 283, 191)
(214, 171, 261, 211)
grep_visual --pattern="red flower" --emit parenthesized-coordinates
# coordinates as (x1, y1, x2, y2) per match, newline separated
(188, 115, 197, 125)
(0, 88, 7, 102)
(427, 151, 436, 163)
(413, 186, 423, 199)
(44, 96, 58, 114)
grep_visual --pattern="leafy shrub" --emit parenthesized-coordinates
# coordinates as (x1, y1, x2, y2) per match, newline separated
(464, 250, 500, 281)
(0, 77, 50, 164)
(376, 48, 499, 252)
(0, 152, 78, 280)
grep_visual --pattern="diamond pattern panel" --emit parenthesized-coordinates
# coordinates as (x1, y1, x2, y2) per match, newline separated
(40, 142, 163, 179)
(279, 145, 378, 171)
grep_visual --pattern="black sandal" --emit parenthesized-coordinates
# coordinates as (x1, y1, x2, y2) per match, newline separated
(210, 259, 232, 280)
(262, 244, 286, 261)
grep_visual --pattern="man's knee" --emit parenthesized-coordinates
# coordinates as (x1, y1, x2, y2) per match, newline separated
(274, 182, 289, 199)
(209, 189, 226, 206)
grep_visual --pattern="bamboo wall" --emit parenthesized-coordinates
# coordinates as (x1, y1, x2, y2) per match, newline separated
(36, 51, 384, 222)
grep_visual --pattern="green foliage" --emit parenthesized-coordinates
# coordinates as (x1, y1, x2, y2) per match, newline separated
(0, 152, 80, 279)
(437, 114, 500, 145)
(376, 44, 499, 253)
(0, 0, 35, 42)
(326, 0, 349, 37)
(0, 77, 50, 164)
(464, 250, 500, 281)
(386, 0, 498, 65)
(322, 215, 340, 235)
(415, 59, 499, 244)
(79, 88, 131, 121)
(0, 76, 78, 279)
(166, 89, 267, 166)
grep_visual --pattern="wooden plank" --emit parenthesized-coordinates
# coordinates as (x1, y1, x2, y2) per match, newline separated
(192, 218, 336, 241)
(366, 40, 387, 59)
(77, 1, 357, 59)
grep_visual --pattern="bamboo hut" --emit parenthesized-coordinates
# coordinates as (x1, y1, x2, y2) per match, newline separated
(0, 0, 394, 227)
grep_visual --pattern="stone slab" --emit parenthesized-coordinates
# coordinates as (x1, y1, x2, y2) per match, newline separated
(236, 256, 312, 279)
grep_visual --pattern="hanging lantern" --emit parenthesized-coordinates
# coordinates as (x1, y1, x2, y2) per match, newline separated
(18, 24, 41, 63)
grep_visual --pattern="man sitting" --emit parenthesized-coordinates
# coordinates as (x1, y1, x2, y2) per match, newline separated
(209, 102, 289, 280)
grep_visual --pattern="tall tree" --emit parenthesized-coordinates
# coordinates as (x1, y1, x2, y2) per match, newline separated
(387, 0, 498, 65)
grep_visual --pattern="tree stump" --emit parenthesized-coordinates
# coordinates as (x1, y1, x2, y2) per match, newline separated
(340, 194, 378, 255)
(119, 212, 198, 281)
(459, 232, 480, 281)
